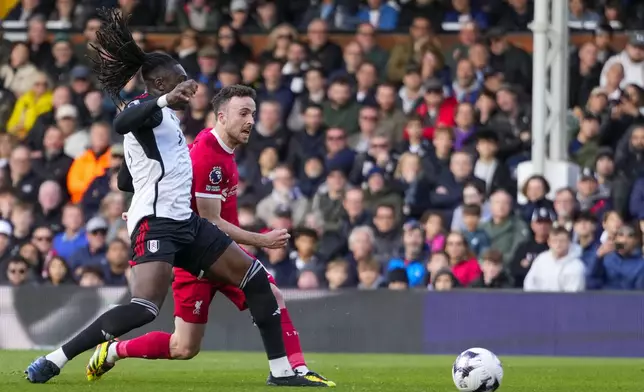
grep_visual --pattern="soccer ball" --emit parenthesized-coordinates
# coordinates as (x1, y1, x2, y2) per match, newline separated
(452, 347, 503, 391)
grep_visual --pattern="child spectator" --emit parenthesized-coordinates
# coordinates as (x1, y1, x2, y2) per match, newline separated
(421, 211, 446, 252)
(357, 258, 385, 289)
(45, 256, 71, 286)
(424, 251, 450, 289)
(599, 209, 623, 244)
(431, 268, 459, 291)
(326, 259, 350, 290)
(297, 269, 320, 290)
(569, 112, 601, 168)
(461, 204, 491, 258)
(78, 266, 105, 287)
(386, 268, 409, 290)
(470, 249, 513, 288)
(290, 227, 323, 278)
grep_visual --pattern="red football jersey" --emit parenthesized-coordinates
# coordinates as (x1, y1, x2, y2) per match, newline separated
(189, 129, 239, 227)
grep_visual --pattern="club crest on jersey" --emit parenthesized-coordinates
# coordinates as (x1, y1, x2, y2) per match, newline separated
(147, 240, 159, 253)
(209, 166, 223, 185)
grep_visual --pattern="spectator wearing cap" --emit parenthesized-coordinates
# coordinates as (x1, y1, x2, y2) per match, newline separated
(46, 37, 78, 86)
(569, 42, 602, 110)
(590, 224, 644, 290)
(0, 42, 39, 97)
(102, 239, 129, 286)
(6, 72, 52, 140)
(594, 148, 615, 195)
(355, 0, 398, 31)
(569, 112, 601, 168)
(577, 168, 611, 220)
(0, 220, 15, 272)
(412, 77, 457, 140)
(510, 206, 554, 287)
(430, 151, 482, 225)
(7, 145, 41, 204)
(572, 212, 601, 289)
(375, 83, 407, 143)
(386, 267, 409, 290)
(256, 59, 295, 124)
(34, 180, 64, 233)
(52, 204, 87, 261)
(31, 126, 73, 189)
(600, 31, 644, 89)
(69, 65, 92, 105)
(483, 189, 531, 265)
(524, 227, 585, 292)
(487, 27, 532, 91)
(387, 221, 428, 287)
(68, 216, 108, 279)
(593, 23, 616, 64)
(66, 122, 111, 205)
(176, 0, 222, 32)
(473, 129, 515, 196)
(470, 249, 513, 289)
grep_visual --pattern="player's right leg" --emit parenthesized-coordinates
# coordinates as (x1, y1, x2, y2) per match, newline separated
(188, 218, 329, 387)
(26, 217, 177, 384)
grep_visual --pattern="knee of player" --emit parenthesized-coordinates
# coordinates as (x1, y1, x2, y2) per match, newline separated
(171, 342, 201, 360)
(270, 284, 285, 308)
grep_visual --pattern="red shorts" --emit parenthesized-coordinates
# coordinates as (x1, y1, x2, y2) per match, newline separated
(172, 267, 277, 324)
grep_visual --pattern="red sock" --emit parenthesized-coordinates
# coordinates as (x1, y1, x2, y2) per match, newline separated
(280, 308, 306, 369)
(116, 331, 172, 359)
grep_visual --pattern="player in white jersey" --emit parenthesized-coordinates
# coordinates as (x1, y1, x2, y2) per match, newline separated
(26, 8, 319, 387)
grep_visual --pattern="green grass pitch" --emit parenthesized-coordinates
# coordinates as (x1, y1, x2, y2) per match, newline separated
(1, 351, 642, 391)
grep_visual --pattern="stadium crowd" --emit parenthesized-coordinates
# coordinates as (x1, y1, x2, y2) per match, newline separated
(0, 0, 644, 292)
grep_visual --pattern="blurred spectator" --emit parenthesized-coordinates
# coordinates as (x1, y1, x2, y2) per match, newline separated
(591, 224, 644, 290)
(386, 16, 436, 83)
(26, 16, 53, 66)
(262, 244, 297, 287)
(519, 175, 554, 223)
(74, 17, 101, 68)
(375, 83, 406, 142)
(451, 181, 492, 231)
(287, 104, 326, 176)
(553, 187, 577, 232)
(66, 122, 112, 204)
(424, 251, 448, 288)
(473, 130, 515, 196)
(1, 42, 40, 97)
(44, 255, 72, 286)
(323, 77, 360, 136)
(0, 220, 14, 270)
(297, 269, 320, 290)
(393, 152, 431, 219)
(461, 204, 490, 258)
(452, 102, 477, 152)
(371, 203, 401, 264)
(568, 0, 600, 29)
(600, 32, 644, 89)
(325, 127, 356, 177)
(256, 165, 309, 226)
(8, 144, 41, 203)
(430, 151, 480, 224)
(100, 191, 126, 242)
(488, 84, 531, 158)
(31, 126, 74, 188)
(569, 112, 601, 168)
(68, 216, 108, 279)
(173, 29, 200, 79)
(496, 0, 534, 31)
(257, 60, 295, 124)
(569, 42, 602, 109)
(3, 256, 32, 286)
(5, 0, 46, 21)
(52, 204, 87, 261)
(594, 24, 617, 64)
(182, 83, 210, 139)
(177, 0, 222, 32)
(78, 266, 105, 287)
(305, 20, 343, 73)
(350, 132, 394, 185)
(572, 211, 601, 289)
(443, 1, 487, 31)
(357, 258, 385, 289)
(216, 24, 253, 69)
(326, 259, 350, 290)
(49, 0, 80, 28)
(363, 166, 402, 218)
(421, 211, 446, 252)
(482, 189, 530, 265)
(487, 28, 532, 91)
(387, 220, 427, 287)
(81, 146, 124, 218)
(6, 72, 52, 140)
(311, 167, 347, 233)
(444, 231, 481, 286)
(356, 0, 398, 31)
(412, 78, 457, 140)
(386, 267, 409, 290)
(10, 202, 34, 245)
(524, 227, 586, 292)
(510, 207, 554, 287)
(102, 239, 129, 286)
(34, 180, 64, 232)
(470, 249, 513, 288)
(431, 267, 458, 291)
(31, 225, 54, 274)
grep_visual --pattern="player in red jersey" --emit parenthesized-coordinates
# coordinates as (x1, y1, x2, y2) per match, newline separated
(86, 85, 335, 387)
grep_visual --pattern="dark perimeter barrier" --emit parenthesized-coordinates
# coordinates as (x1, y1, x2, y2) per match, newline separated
(0, 286, 642, 357)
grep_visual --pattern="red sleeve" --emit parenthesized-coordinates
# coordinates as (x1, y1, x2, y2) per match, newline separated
(191, 145, 227, 201)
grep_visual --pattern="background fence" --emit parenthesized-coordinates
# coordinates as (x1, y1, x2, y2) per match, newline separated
(0, 287, 642, 357)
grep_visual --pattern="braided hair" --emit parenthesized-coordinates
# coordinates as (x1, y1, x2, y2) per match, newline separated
(89, 7, 177, 104)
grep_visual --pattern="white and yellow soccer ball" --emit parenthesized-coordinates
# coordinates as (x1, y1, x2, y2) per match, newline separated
(452, 347, 503, 391)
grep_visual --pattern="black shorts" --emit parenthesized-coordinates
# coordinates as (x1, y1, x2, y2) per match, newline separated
(130, 213, 233, 277)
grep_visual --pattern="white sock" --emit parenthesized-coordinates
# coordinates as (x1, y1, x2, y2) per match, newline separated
(45, 348, 69, 369)
(269, 356, 295, 378)
(106, 342, 120, 364)
(295, 365, 310, 375)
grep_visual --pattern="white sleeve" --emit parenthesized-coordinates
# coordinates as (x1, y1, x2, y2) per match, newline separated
(523, 255, 540, 291)
(599, 54, 619, 87)
(563, 260, 586, 292)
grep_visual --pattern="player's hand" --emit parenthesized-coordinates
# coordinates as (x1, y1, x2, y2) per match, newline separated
(260, 229, 291, 249)
(166, 80, 198, 108)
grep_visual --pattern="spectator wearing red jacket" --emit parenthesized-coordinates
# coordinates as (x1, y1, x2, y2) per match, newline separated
(445, 231, 482, 286)
(408, 77, 457, 140)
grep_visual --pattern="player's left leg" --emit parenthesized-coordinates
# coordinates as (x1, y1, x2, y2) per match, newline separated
(269, 283, 336, 387)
